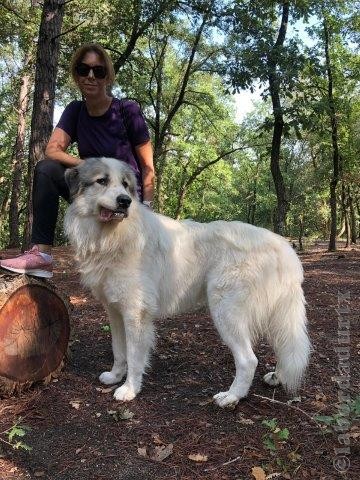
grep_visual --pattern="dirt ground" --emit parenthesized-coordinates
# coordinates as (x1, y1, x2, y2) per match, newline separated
(0, 242, 359, 480)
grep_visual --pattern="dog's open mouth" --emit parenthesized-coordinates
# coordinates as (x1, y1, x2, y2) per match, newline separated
(99, 207, 128, 223)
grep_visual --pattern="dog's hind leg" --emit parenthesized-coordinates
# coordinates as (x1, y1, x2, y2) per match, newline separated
(113, 312, 155, 402)
(210, 299, 258, 408)
(99, 304, 127, 385)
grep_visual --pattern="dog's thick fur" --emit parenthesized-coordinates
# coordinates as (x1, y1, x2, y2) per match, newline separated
(64, 157, 310, 408)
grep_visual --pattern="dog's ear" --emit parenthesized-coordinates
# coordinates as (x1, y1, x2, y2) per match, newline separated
(65, 167, 81, 198)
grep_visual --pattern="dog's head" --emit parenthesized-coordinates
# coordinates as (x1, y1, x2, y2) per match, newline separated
(65, 157, 138, 223)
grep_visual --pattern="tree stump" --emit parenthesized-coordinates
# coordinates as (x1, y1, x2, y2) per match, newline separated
(0, 272, 70, 396)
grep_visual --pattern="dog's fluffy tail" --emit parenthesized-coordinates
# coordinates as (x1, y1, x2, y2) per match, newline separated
(269, 285, 311, 393)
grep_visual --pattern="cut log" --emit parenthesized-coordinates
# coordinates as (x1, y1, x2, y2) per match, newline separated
(0, 272, 70, 396)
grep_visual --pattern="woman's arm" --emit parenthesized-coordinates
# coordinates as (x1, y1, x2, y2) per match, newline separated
(45, 127, 83, 167)
(135, 140, 155, 202)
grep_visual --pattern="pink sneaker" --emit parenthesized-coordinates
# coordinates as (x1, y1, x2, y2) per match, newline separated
(0, 245, 53, 278)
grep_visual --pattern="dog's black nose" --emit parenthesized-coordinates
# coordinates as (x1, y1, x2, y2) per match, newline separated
(116, 194, 132, 208)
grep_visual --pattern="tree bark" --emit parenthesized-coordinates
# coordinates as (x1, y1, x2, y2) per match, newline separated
(348, 186, 357, 244)
(267, 0, 289, 236)
(298, 214, 304, 252)
(323, 17, 341, 252)
(22, 0, 65, 249)
(8, 54, 32, 248)
(341, 183, 350, 247)
(175, 186, 187, 220)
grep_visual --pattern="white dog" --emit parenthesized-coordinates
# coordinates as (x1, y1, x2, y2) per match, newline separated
(64, 157, 310, 408)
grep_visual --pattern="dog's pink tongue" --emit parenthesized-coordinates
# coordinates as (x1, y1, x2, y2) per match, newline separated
(100, 208, 114, 222)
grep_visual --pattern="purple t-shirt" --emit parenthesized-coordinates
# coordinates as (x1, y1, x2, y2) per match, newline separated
(56, 98, 150, 198)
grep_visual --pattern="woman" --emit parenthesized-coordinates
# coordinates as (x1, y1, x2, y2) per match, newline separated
(1, 43, 154, 278)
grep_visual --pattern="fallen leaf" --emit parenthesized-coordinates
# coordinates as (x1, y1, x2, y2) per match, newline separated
(151, 433, 163, 445)
(266, 474, 282, 479)
(34, 472, 45, 478)
(288, 451, 302, 462)
(107, 407, 134, 421)
(188, 453, 208, 462)
(252, 466, 266, 480)
(150, 443, 173, 462)
(237, 416, 255, 425)
(350, 429, 360, 439)
(69, 401, 81, 410)
(118, 407, 135, 420)
(96, 385, 117, 393)
(138, 446, 147, 457)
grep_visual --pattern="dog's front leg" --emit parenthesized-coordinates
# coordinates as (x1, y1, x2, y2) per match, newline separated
(99, 304, 127, 385)
(113, 311, 155, 402)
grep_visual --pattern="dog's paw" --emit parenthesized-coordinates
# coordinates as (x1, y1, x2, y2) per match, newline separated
(113, 384, 137, 402)
(99, 371, 124, 385)
(213, 391, 240, 409)
(263, 371, 281, 387)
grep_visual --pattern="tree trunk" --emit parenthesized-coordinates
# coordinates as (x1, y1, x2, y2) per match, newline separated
(341, 184, 350, 247)
(250, 168, 258, 225)
(0, 272, 70, 396)
(22, 0, 65, 249)
(155, 160, 165, 214)
(0, 190, 10, 226)
(348, 186, 357, 244)
(323, 18, 340, 252)
(175, 185, 187, 220)
(337, 215, 345, 238)
(8, 55, 32, 248)
(267, 1, 289, 236)
(298, 214, 304, 251)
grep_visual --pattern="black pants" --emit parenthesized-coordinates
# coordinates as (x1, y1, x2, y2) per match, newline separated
(31, 160, 70, 246)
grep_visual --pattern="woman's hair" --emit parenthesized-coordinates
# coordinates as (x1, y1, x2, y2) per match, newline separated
(70, 43, 115, 85)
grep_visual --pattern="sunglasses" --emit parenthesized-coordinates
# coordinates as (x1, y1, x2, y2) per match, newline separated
(75, 63, 107, 79)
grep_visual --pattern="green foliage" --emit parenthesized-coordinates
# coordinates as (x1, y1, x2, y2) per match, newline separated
(262, 418, 290, 452)
(0, 0, 359, 246)
(1, 418, 32, 452)
(315, 395, 360, 431)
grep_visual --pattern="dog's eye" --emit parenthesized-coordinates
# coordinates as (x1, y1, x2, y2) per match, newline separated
(122, 180, 129, 189)
(96, 177, 108, 186)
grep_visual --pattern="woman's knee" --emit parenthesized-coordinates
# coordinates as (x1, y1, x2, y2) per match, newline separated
(34, 159, 66, 180)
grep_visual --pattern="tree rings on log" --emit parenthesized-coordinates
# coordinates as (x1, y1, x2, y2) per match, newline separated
(0, 272, 70, 396)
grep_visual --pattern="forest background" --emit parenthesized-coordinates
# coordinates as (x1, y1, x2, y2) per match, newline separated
(0, 0, 359, 252)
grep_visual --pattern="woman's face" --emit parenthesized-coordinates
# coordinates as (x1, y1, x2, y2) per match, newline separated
(75, 51, 108, 98)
